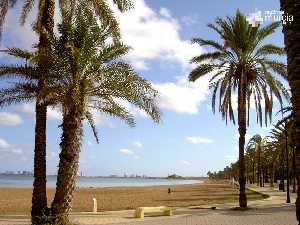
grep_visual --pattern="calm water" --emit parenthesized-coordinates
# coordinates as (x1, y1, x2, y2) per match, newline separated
(0, 175, 200, 187)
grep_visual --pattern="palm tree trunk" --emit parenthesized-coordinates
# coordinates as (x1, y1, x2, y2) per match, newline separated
(270, 163, 274, 187)
(252, 161, 255, 184)
(51, 106, 84, 225)
(281, 147, 285, 192)
(280, 0, 300, 214)
(245, 162, 248, 184)
(31, 99, 48, 223)
(258, 148, 263, 187)
(293, 147, 296, 192)
(31, 0, 55, 223)
(262, 168, 265, 187)
(285, 121, 291, 203)
(238, 73, 247, 208)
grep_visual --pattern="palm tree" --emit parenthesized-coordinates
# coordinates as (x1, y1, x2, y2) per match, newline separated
(44, 4, 160, 224)
(1, 1, 55, 222)
(189, 10, 289, 208)
(245, 145, 256, 184)
(1, 0, 132, 223)
(280, 0, 300, 191)
(247, 135, 268, 187)
(263, 137, 280, 187)
(270, 115, 295, 202)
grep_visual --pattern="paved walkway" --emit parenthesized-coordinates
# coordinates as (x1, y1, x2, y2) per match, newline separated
(0, 184, 297, 225)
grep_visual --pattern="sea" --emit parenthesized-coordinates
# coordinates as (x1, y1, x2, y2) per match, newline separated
(0, 175, 201, 188)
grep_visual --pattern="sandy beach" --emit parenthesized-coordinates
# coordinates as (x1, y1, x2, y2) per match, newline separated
(0, 180, 266, 215)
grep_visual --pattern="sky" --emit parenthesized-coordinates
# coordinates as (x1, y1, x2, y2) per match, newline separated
(0, 0, 288, 177)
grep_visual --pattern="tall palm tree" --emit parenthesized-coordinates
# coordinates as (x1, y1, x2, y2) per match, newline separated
(270, 115, 294, 202)
(263, 137, 280, 187)
(247, 135, 263, 186)
(279, 0, 300, 217)
(245, 145, 256, 184)
(0, 22, 160, 223)
(43, 3, 160, 224)
(280, 0, 300, 183)
(0, 1, 55, 222)
(1, 0, 132, 223)
(189, 10, 289, 208)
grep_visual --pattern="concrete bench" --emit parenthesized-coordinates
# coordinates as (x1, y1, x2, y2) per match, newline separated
(135, 206, 172, 218)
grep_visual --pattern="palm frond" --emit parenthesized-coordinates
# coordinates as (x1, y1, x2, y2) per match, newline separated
(256, 44, 285, 56)
(20, 0, 35, 25)
(85, 110, 99, 143)
(189, 64, 215, 81)
(190, 51, 224, 64)
(0, 47, 34, 60)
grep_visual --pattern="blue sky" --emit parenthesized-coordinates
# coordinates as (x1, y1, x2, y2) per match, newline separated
(0, 0, 287, 176)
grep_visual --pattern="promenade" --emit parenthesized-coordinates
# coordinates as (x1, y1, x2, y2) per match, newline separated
(0, 184, 297, 225)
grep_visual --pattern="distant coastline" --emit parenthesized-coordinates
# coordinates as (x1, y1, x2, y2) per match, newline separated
(0, 172, 205, 180)
(0, 174, 202, 188)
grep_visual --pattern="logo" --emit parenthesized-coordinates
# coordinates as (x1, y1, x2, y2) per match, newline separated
(246, 10, 293, 27)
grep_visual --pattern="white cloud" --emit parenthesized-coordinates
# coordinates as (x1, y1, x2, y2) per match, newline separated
(48, 107, 62, 120)
(17, 103, 35, 116)
(153, 75, 210, 114)
(1, 0, 203, 71)
(180, 160, 191, 166)
(112, 0, 203, 70)
(159, 8, 172, 18)
(119, 148, 135, 155)
(0, 138, 23, 154)
(1, 6, 37, 50)
(0, 138, 12, 149)
(186, 136, 213, 144)
(114, 98, 149, 118)
(132, 141, 143, 148)
(0, 112, 22, 126)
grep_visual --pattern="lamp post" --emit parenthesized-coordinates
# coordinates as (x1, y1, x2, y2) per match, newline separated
(285, 120, 290, 203)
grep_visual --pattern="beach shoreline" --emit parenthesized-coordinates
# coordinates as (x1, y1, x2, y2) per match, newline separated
(0, 175, 201, 188)
(0, 180, 264, 215)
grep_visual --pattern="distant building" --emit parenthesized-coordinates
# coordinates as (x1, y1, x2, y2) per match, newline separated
(167, 174, 182, 179)
(0, 170, 32, 175)
(109, 175, 118, 178)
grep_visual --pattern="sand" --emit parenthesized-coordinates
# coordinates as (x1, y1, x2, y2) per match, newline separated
(0, 180, 263, 214)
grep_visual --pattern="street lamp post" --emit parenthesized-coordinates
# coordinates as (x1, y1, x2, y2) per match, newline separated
(285, 120, 290, 203)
